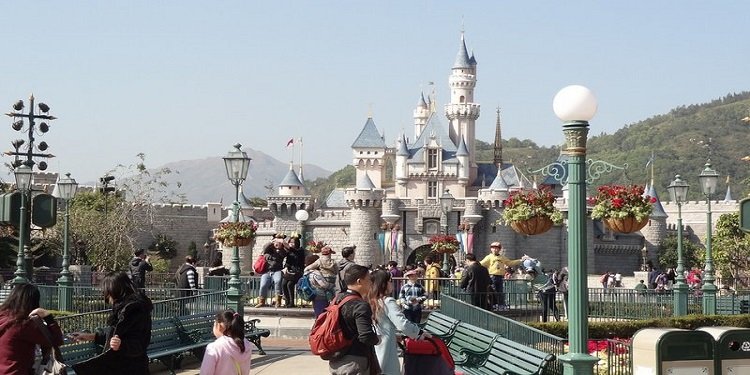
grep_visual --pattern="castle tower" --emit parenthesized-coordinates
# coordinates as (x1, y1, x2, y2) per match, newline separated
(413, 92, 429, 139)
(267, 165, 312, 235)
(493, 107, 503, 167)
(395, 132, 410, 195)
(345, 173, 385, 267)
(456, 136, 470, 185)
(352, 117, 387, 188)
(642, 184, 668, 266)
(445, 32, 480, 183)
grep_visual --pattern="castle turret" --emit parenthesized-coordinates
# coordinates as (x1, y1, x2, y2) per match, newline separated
(267, 164, 312, 235)
(345, 173, 385, 267)
(642, 184, 668, 266)
(395, 132, 410, 189)
(413, 92, 430, 139)
(456, 136, 469, 184)
(352, 117, 387, 188)
(445, 32, 480, 183)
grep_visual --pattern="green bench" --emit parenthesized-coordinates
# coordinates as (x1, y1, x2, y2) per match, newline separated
(421, 312, 459, 342)
(446, 322, 498, 365)
(61, 313, 271, 374)
(457, 335, 555, 375)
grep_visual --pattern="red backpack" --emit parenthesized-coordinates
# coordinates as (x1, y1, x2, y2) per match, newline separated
(309, 293, 360, 359)
(253, 255, 268, 274)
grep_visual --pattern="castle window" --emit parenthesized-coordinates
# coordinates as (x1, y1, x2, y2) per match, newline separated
(428, 181, 437, 198)
(460, 95, 465, 103)
(428, 149, 438, 169)
(367, 151, 371, 155)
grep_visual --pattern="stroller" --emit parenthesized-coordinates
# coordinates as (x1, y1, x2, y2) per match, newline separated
(401, 336, 456, 375)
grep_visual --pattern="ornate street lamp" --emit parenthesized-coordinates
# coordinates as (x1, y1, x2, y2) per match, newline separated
(553, 85, 599, 375)
(439, 189, 454, 275)
(667, 174, 689, 316)
(223, 143, 252, 316)
(56, 173, 78, 311)
(698, 161, 719, 314)
(12, 163, 33, 285)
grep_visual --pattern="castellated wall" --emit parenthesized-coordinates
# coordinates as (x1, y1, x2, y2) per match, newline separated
(131, 203, 221, 270)
(662, 200, 738, 239)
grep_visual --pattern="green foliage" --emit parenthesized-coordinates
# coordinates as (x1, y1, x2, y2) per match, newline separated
(149, 257, 170, 273)
(188, 241, 197, 260)
(149, 233, 179, 259)
(710, 212, 750, 284)
(530, 314, 750, 339)
(247, 197, 267, 207)
(658, 233, 702, 270)
(305, 165, 355, 203)
(499, 188, 563, 224)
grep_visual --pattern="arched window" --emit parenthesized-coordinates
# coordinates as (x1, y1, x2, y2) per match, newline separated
(460, 95, 465, 103)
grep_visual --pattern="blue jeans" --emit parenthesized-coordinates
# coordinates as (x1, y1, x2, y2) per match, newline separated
(491, 275, 505, 306)
(259, 270, 283, 297)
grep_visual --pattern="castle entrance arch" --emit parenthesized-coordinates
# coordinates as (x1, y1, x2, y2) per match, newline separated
(405, 244, 456, 271)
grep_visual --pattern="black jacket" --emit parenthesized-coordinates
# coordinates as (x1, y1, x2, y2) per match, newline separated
(129, 257, 152, 289)
(460, 262, 491, 294)
(176, 263, 197, 289)
(262, 243, 286, 272)
(334, 290, 379, 361)
(284, 247, 305, 274)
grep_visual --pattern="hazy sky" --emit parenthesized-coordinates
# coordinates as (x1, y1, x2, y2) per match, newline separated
(1, 2, 748, 184)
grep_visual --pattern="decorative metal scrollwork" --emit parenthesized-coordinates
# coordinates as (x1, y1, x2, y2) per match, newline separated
(528, 159, 627, 185)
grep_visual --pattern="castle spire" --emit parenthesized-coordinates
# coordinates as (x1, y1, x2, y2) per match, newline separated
(453, 31, 472, 68)
(724, 176, 733, 202)
(493, 107, 503, 167)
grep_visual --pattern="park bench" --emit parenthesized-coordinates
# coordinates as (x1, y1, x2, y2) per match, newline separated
(445, 322, 498, 365)
(60, 313, 271, 374)
(421, 311, 459, 342)
(456, 335, 555, 375)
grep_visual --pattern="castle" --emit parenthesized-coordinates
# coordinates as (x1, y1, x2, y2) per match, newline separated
(29, 33, 741, 276)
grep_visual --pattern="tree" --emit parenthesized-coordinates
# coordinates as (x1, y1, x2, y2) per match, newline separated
(657, 233, 702, 271)
(63, 154, 185, 271)
(708, 212, 750, 287)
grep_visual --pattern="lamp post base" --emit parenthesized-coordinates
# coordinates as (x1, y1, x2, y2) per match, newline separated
(702, 283, 717, 315)
(559, 352, 599, 375)
(673, 281, 688, 316)
(57, 277, 73, 312)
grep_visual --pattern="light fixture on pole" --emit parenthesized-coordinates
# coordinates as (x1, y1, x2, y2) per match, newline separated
(667, 174, 689, 316)
(12, 163, 33, 285)
(295, 209, 310, 243)
(698, 161, 719, 315)
(223, 143, 252, 316)
(553, 85, 599, 375)
(56, 173, 78, 311)
(439, 189, 454, 275)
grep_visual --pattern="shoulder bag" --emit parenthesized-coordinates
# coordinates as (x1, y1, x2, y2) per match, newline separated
(31, 316, 67, 375)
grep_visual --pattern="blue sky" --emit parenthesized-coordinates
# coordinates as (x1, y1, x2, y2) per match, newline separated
(1, 1, 748, 184)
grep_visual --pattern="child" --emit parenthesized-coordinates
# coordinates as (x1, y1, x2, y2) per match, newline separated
(200, 309, 252, 375)
(304, 246, 339, 316)
(399, 269, 426, 324)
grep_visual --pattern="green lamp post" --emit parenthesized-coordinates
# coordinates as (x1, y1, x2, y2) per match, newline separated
(223, 143, 252, 317)
(12, 163, 33, 285)
(698, 161, 719, 315)
(667, 174, 689, 316)
(553, 85, 600, 375)
(440, 189, 455, 275)
(56, 173, 78, 311)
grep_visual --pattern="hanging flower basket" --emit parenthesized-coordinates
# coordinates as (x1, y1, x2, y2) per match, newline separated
(222, 237, 254, 247)
(510, 215, 554, 236)
(604, 216, 648, 234)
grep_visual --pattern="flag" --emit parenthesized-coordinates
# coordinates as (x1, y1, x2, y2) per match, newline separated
(286, 138, 294, 148)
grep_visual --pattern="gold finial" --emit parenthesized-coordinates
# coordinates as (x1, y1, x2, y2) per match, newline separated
(368, 103, 373, 118)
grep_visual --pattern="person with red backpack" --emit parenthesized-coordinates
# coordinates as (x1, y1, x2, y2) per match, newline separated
(323, 264, 381, 375)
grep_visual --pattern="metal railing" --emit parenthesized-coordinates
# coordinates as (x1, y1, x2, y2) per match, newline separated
(33, 285, 217, 313)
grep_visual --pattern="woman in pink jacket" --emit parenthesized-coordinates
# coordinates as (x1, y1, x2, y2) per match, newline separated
(200, 309, 252, 375)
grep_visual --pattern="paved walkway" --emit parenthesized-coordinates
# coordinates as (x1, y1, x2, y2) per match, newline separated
(153, 338, 329, 375)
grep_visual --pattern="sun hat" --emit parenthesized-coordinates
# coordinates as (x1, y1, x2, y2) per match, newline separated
(404, 269, 419, 277)
(321, 246, 335, 256)
(490, 242, 502, 248)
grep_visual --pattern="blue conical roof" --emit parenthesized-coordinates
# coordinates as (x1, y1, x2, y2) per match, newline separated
(453, 33, 472, 69)
(456, 137, 469, 156)
(724, 184, 733, 202)
(488, 168, 509, 191)
(646, 184, 667, 218)
(469, 50, 477, 65)
(352, 117, 386, 148)
(396, 133, 410, 156)
(279, 166, 304, 188)
(356, 173, 376, 189)
(417, 92, 427, 108)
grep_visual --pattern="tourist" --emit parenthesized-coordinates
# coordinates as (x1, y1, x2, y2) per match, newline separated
(329, 265, 381, 375)
(459, 253, 491, 310)
(634, 279, 647, 295)
(398, 270, 426, 324)
(369, 270, 428, 375)
(386, 261, 402, 278)
(536, 267, 560, 322)
(256, 235, 287, 308)
(480, 242, 528, 311)
(176, 255, 199, 315)
(423, 256, 442, 303)
(128, 248, 152, 289)
(0, 283, 64, 375)
(281, 236, 305, 308)
(305, 246, 339, 317)
(199, 309, 252, 375)
(208, 258, 230, 276)
(335, 245, 357, 294)
(599, 271, 610, 289)
(71, 271, 153, 374)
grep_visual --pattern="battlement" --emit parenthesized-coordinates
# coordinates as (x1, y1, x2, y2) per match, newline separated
(344, 188, 384, 208)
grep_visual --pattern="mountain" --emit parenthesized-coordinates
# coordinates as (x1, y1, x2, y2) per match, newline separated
(308, 92, 750, 202)
(155, 149, 331, 204)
